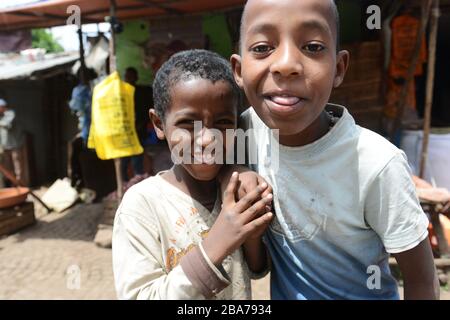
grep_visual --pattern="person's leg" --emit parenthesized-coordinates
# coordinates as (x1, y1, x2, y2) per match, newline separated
(0, 152, 4, 188)
(120, 157, 131, 182)
(70, 136, 84, 188)
(2, 150, 14, 187)
(18, 140, 30, 186)
(11, 148, 22, 184)
(131, 153, 144, 176)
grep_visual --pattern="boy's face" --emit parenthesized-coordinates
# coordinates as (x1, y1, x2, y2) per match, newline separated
(150, 78, 237, 181)
(232, 0, 348, 139)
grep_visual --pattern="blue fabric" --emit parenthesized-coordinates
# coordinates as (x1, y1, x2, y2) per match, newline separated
(265, 228, 400, 300)
(69, 84, 92, 144)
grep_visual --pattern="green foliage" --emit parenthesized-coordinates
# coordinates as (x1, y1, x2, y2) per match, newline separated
(31, 29, 64, 53)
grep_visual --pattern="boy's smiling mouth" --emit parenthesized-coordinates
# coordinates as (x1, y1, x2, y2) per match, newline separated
(263, 91, 307, 116)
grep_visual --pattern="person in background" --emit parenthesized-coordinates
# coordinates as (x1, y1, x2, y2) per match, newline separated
(69, 67, 97, 146)
(0, 98, 28, 186)
(68, 67, 97, 188)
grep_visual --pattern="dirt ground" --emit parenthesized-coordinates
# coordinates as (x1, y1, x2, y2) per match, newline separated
(0, 194, 448, 300)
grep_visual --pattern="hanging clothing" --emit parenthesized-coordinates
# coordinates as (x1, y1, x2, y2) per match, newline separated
(384, 14, 427, 119)
(69, 84, 92, 144)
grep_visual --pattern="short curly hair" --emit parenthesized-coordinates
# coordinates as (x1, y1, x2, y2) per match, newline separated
(152, 49, 240, 120)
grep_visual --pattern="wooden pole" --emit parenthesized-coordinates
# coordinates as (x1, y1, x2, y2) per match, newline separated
(108, 0, 123, 200)
(419, 0, 440, 178)
(389, 0, 433, 142)
(77, 26, 86, 81)
(109, 0, 117, 74)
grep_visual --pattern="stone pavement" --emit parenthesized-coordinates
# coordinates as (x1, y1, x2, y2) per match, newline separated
(0, 194, 448, 300)
(0, 199, 117, 299)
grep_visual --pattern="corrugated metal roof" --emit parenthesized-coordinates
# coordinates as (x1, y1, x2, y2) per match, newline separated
(0, 0, 245, 31)
(0, 52, 78, 80)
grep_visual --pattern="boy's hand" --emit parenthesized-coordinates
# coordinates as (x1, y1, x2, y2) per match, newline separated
(202, 172, 273, 266)
(219, 166, 273, 211)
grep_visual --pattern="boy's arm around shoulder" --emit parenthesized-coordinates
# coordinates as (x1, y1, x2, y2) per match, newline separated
(216, 109, 273, 277)
(364, 151, 438, 299)
(217, 165, 273, 277)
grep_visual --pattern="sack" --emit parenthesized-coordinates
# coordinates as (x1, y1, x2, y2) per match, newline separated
(88, 72, 143, 160)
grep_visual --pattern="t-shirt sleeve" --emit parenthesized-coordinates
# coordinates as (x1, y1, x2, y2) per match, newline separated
(364, 151, 429, 254)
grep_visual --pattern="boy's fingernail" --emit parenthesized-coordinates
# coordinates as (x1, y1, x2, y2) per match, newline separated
(261, 182, 267, 188)
(232, 172, 238, 177)
(266, 193, 273, 200)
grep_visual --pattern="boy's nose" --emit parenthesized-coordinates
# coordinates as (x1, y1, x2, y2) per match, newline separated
(270, 42, 303, 78)
(195, 128, 216, 147)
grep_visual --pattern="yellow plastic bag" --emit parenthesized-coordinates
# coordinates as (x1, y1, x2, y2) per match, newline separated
(88, 71, 143, 160)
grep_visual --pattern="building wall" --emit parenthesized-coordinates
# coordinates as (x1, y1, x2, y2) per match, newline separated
(330, 41, 384, 132)
(0, 76, 78, 186)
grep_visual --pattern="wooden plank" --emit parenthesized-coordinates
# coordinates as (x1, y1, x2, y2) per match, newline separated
(344, 60, 382, 82)
(331, 81, 382, 103)
(0, 202, 35, 236)
(342, 42, 382, 58)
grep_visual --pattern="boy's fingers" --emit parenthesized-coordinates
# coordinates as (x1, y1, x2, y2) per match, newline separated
(241, 194, 273, 223)
(235, 182, 268, 212)
(238, 175, 258, 200)
(244, 212, 274, 234)
(223, 172, 239, 204)
(262, 187, 273, 212)
(261, 185, 273, 199)
(257, 176, 272, 199)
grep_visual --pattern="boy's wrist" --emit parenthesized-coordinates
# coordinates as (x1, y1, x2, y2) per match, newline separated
(201, 237, 227, 267)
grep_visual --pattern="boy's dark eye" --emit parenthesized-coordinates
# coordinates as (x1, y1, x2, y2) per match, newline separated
(250, 44, 273, 54)
(176, 119, 195, 126)
(303, 43, 325, 53)
(216, 119, 235, 126)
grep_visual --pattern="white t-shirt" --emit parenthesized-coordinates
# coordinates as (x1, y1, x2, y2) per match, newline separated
(241, 104, 429, 299)
(112, 173, 251, 300)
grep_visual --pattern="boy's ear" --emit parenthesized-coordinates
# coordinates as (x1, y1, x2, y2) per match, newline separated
(231, 54, 244, 89)
(334, 50, 350, 88)
(149, 109, 166, 140)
